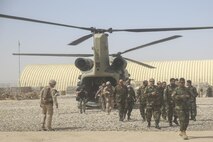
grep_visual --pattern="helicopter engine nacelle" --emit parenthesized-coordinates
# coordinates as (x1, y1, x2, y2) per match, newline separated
(75, 58, 94, 71)
(111, 57, 127, 70)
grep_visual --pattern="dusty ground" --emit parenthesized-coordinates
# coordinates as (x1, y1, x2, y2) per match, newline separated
(0, 131, 213, 142)
(0, 95, 212, 141)
(0, 95, 212, 131)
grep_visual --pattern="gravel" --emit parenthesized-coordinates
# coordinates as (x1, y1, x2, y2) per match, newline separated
(0, 95, 212, 132)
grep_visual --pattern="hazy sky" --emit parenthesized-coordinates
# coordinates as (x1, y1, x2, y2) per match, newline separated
(0, 0, 213, 83)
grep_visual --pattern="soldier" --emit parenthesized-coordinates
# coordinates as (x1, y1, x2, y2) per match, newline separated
(199, 88, 203, 97)
(175, 78, 179, 86)
(95, 83, 106, 111)
(137, 80, 148, 121)
(124, 85, 136, 120)
(162, 81, 167, 119)
(103, 81, 114, 114)
(144, 78, 161, 129)
(206, 86, 213, 97)
(172, 78, 191, 140)
(186, 80, 198, 121)
(76, 84, 88, 114)
(157, 81, 167, 120)
(40, 79, 58, 131)
(164, 78, 179, 126)
(114, 79, 128, 121)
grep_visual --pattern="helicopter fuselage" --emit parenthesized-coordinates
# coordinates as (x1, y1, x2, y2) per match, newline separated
(76, 33, 125, 101)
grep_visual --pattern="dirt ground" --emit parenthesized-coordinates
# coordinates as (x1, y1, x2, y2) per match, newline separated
(0, 131, 213, 142)
(0, 96, 213, 141)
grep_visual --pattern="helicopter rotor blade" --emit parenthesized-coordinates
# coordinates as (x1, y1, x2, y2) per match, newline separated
(12, 53, 93, 57)
(123, 57, 155, 68)
(0, 14, 91, 31)
(120, 35, 182, 54)
(1, 14, 213, 33)
(112, 27, 213, 32)
(68, 34, 93, 45)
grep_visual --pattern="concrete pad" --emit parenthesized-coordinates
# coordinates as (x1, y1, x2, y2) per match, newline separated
(0, 131, 213, 142)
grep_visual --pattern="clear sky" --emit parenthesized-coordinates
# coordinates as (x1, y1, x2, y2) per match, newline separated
(0, 0, 213, 84)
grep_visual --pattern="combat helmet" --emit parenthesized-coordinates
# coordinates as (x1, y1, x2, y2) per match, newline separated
(49, 79, 56, 85)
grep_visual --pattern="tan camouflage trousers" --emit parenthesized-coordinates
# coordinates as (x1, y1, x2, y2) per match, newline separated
(100, 95, 106, 111)
(41, 104, 53, 129)
(105, 96, 113, 114)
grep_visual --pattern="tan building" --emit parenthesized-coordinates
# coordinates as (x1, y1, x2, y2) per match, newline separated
(20, 64, 80, 91)
(20, 59, 213, 91)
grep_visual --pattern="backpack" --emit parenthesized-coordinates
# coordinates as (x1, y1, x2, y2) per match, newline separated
(41, 86, 53, 105)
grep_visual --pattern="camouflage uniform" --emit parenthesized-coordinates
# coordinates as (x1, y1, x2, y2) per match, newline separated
(124, 85, 136, 120)
(76, 86, 88, 114)
(187, 82, 198, 121)
(95, 83, 106, 111)
(172, 78, 191, 140)
(40, 80, 58, 131)
(164, 83, 179, 126)
(157, 82, 167, 120)
(137, 81, 148, 121)
(103, 84, 114, 114)
(144, 79, 161, 129)
(114, 81, 128, 121)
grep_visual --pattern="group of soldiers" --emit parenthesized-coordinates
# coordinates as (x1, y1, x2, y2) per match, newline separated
(39, 78, 198, 140)
(92, 77, 198, 140)
(95, 79, 136, 121)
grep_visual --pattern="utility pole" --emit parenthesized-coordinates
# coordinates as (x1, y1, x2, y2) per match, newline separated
(18, 40, 21, 97)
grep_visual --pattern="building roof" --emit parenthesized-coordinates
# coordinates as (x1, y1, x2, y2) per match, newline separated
(20, 59, 213, 90)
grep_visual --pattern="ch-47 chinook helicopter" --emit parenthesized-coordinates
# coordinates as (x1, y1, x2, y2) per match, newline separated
(1, 14, 213, 103)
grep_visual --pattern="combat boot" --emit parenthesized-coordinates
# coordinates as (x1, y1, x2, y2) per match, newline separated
(127, 115, 131, 121)
(119, 116, 124, 121)
(169, 122, 173, 127)
(155, 122, 161, 129)
(147, 121, 151, 128)
(47, 128, 55, 131)
(41, 126, 47, 131)
(155, 125, 161, 129)
(191, 116, 196, 121)
(182, 131, 189, 140)
(179, 131, 184, 137)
